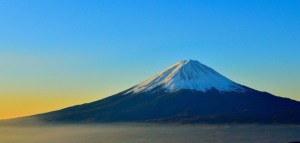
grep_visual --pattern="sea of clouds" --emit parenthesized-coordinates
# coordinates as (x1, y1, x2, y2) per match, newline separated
(1, 123, 300, 143)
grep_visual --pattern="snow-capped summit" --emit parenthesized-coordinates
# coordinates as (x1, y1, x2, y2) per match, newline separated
(127, 59, 245, 93)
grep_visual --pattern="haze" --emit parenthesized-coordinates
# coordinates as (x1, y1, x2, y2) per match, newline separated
(1, 124, 300, 143)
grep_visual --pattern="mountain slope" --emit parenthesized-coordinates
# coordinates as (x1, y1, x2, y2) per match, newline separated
(13, 60, 300, 124)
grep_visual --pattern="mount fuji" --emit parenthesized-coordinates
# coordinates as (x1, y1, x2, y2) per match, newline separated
(11, 60, 300, 124)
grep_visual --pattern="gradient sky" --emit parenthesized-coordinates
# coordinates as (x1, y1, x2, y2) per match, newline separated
(0, 0, 299, 119)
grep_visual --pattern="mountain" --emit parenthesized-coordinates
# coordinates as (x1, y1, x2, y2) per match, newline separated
(12, 60, 300, 124)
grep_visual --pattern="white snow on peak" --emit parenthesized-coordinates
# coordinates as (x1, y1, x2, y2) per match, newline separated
(127, 60, 246, 94)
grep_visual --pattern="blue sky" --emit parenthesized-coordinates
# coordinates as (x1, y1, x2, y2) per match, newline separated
(0, 0, 299, 118)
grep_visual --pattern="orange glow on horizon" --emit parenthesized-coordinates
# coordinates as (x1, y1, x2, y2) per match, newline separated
(0, 95, 101, 120)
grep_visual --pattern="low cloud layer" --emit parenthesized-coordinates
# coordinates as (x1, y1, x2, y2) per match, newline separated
(1, 124, 300, 143)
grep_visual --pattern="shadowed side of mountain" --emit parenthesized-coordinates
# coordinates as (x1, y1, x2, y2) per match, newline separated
(30, 88, 300, 124)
